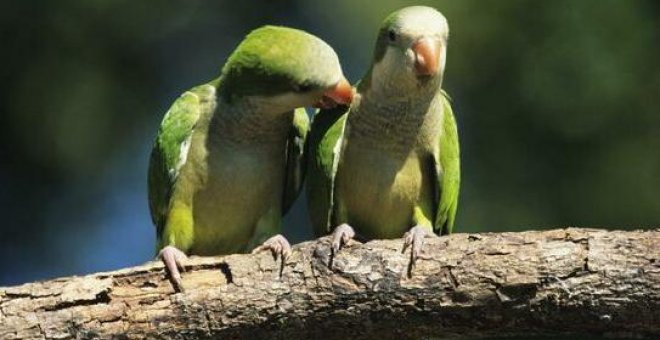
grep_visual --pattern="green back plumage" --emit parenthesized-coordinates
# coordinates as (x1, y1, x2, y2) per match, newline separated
(282, 108, 310, 214)
(148, 82, 216, 236)
(434, 91, 460, 234)
(306, 105, 349, 235)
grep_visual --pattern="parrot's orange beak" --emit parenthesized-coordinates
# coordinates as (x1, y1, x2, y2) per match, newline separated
(412, 37, 440, 77)
(314, 77, 353, 109)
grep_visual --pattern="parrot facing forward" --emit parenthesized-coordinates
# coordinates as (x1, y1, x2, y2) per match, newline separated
(307, 6, 460, 269)
(148, 26, 352, 291)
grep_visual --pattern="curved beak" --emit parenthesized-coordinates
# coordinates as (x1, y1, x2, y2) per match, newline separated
(412, 37, 440, 77)
(314, 77, 353, 109)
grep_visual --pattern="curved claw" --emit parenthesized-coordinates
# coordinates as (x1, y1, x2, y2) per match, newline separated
(159, 246, 188, 293)
(252, 234, 292, 262)
(253, 234, 292, 277)
(402, 226, 434, 269)
(331, 223, 356, 255)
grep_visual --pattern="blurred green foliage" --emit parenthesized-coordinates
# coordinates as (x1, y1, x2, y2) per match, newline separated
(0, 0, 658, 286)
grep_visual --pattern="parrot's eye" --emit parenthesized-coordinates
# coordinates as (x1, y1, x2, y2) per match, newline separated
(388, 29, 397, 42)
(294, 84, 313, 93)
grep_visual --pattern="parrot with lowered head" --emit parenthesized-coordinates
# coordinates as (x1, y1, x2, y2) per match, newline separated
(148, 25, 352, 291)
(307, 6, 460, 270)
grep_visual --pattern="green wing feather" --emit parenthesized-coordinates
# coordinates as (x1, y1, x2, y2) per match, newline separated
(306, 105, 349, 236)
(433, 90, 460, 235)
(147, 83, 216, 239)
(281, 108, 310, 214)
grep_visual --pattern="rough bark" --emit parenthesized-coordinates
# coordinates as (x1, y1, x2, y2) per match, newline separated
(1, 228, 658, 339)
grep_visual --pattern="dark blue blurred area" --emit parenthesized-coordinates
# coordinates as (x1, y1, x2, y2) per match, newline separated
(0, 0, 658, 287)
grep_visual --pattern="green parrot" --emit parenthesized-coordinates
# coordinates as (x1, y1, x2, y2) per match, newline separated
(148, 25, 353, 291)
(307, 6, 460, 268)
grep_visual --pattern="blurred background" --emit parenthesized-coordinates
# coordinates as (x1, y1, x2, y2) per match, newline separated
(1, 0, 658, 286)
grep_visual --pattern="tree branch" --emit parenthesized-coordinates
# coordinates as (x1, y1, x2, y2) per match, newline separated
(1, 228, 658, 339)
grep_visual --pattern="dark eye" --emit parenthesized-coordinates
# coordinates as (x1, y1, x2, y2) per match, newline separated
(294, 84, 313, 93)
(388, 29, 397, 42)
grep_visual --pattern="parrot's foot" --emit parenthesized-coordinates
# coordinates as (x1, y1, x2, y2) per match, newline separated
(252, 234, 291, 276)
(402, 225, 435, 276)
(252, 234, 292, 261)
(159, 246, 188, 293)
(331, 223, 356, 255)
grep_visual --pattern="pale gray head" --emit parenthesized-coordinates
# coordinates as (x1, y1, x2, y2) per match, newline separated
(367, 6, 449, 96)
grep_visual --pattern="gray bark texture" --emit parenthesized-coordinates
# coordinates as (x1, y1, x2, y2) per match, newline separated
(1, 228, 658, 339)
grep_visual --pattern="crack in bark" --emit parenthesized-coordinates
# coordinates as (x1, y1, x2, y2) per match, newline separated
(584, 236, 591, 272)
(41, 290, 111, 312)
(218, 262, 233, 284)
(3, 292, 33, 299)
(444, 266, 460, 288)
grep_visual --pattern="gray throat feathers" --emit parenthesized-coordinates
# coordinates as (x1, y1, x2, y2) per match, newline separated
(347, 82, 443, 155)
(210, 96, 292, 148)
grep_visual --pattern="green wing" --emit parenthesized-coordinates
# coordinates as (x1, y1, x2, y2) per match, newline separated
(147, 83, 216, 239)
(306, 105, 349, 236)
(433, 90, 460, 235)
(281, 108, 310, 214)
